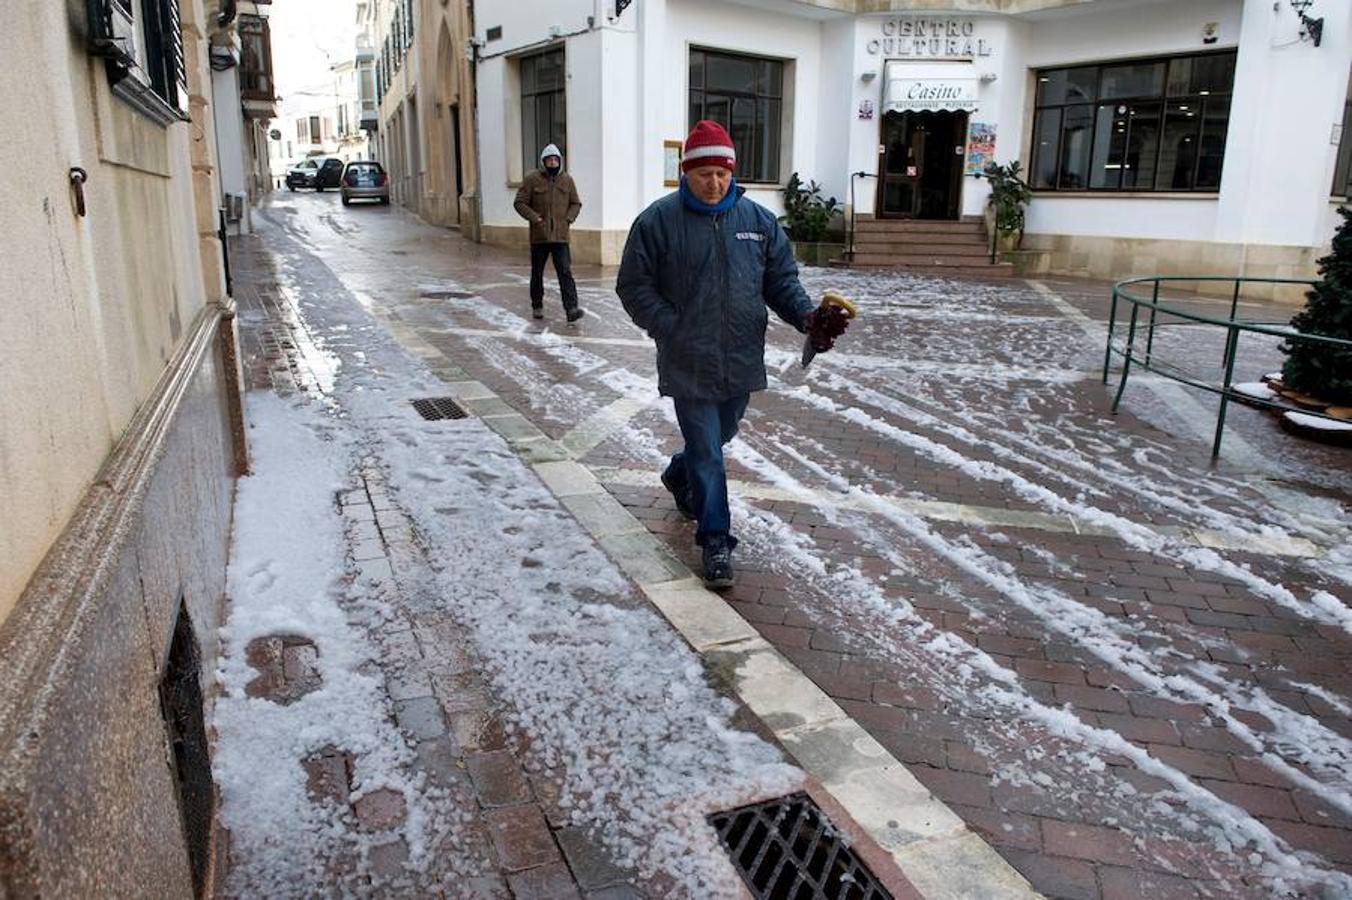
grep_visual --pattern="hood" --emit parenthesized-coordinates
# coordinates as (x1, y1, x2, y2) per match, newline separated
(540, 143, 564, 168)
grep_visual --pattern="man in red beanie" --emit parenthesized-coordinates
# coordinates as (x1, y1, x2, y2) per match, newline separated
(616, 120, 848, 588)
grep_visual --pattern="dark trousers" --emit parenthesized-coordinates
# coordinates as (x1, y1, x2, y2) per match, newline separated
(663, 394, 751, 548)
(529, 242, 579, 311)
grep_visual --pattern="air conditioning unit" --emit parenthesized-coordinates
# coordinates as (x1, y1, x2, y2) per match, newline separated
(224, 193, 245, 223)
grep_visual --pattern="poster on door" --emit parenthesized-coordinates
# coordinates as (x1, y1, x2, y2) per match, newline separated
(965, 122, 996, 175)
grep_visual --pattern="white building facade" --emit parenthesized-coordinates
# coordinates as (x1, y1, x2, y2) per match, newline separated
(473, 0, 1350, 286)
(210, 0, 278, 234)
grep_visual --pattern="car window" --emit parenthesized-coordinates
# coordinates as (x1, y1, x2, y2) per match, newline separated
(346, 163, 383, 174)
(302, 160, 316, 169)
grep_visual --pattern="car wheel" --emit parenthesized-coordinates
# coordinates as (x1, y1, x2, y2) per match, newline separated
(287, 184, 295, 192)
(341, 197, 350, 206)
(380, 196, 390, 205)
(315, 185, 324, 192)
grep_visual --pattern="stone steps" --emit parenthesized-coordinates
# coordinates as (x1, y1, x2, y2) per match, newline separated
(844, 216, 1009, 275)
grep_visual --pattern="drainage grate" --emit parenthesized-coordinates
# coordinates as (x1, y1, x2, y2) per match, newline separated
(412, 396, 469, 421)
(709, 793, 893, 900)
(159, 600, 214, 898)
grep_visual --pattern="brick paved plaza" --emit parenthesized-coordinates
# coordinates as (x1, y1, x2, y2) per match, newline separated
(221, 191, 1351, 899)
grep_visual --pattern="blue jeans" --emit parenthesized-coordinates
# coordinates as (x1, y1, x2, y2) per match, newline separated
(663, 395, 750, 548)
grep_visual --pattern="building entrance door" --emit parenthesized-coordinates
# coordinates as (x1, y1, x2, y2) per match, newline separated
(877, 110, 967, 220)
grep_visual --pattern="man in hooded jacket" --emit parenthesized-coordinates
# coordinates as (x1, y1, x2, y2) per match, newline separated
(514, 143, 585, 322)
(616, 120, 847, 588)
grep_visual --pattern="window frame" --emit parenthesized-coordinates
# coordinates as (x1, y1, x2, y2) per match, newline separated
(237, 14, 275, 102)
(518, 47, 567, 174)
(1029, 49, 1237, 195)
(1333, 74, 1352, 198)
(687, 47, 786, 185)
(86, 0, 190, 126)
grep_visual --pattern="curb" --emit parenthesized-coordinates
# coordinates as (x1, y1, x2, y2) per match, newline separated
(435, 373, 1040, 900)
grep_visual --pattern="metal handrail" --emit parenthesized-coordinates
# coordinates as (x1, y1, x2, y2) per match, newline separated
(1104, 275, 1352, 459)
(846, 171, 876, 261)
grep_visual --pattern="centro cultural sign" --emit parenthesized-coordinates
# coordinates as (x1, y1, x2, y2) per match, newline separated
(867, 18, 993, 59)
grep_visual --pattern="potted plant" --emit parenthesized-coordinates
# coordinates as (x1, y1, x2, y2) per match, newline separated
(982, 160, 1032, 253)
(781, 173, 844, 266)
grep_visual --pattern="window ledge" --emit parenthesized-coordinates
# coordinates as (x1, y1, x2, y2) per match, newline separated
(112, 74, 186, 128)
(1031, 191, 1218, 200)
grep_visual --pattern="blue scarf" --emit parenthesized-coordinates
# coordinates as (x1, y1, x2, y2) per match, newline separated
(679, 176, 738, 215)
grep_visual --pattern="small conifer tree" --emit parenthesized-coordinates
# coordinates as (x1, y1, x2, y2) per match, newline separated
(1281, 206, 1352, 404)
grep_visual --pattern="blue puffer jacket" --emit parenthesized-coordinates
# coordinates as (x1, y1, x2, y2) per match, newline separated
(616, 187, 814, 401)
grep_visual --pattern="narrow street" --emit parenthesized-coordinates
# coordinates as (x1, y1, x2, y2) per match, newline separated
(217, 189, 1352, 899)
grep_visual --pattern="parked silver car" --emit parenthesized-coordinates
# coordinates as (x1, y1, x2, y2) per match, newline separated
(340, 161, 390, 206)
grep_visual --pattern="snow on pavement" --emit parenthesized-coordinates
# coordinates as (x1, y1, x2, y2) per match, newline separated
(216, 231, 802, 895)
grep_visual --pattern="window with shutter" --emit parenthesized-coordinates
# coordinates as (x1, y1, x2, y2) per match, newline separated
(85, 0, 190, 125)
(239, 15, 276, 103)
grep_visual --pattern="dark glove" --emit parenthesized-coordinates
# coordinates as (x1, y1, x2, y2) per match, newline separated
(802, 304, 851, 353)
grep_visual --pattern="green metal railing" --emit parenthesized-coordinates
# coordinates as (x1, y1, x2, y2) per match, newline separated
(1104, 276, 1352, 458)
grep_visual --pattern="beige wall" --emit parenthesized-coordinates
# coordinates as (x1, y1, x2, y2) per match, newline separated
(1015, 233, 1323, 304)
(0, 3, 220, 622)
(375, 0, 479, 234)
(481, 224, 628, 267)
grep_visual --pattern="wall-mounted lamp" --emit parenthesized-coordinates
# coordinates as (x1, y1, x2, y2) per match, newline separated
(979, 72, 998, 83)
(860, 70, 878, 83)
(1289, 0, 1324, 46)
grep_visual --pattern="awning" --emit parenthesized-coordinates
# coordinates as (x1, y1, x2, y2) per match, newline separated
(883, 72, 978, 113)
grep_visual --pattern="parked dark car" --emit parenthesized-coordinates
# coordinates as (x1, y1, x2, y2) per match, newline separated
(341, 161, 390, 206)
(285, 159, 318, 190)
(313, 158, 345, 191)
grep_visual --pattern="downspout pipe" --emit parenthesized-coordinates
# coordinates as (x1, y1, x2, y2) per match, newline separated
(468, 0, 484, 242)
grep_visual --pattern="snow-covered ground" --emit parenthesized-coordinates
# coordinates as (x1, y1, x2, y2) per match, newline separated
(234, 192, 1352, 898)
(214, 238, 801, 895)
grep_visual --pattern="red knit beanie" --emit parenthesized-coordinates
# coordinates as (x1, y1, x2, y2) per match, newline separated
(682, 120, 736, 173)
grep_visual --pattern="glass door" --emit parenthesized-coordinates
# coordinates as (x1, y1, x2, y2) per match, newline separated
(877, 111, 922, 219)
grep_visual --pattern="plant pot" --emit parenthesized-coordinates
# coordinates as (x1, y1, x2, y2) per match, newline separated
(792, 241, 846, 266)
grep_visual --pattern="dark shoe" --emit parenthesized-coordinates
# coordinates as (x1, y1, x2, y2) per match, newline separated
(565, 307, 585, 323)
(660, 470, 696, 521)
(531, 305, 544, 320)
(702, 539, 735, 590)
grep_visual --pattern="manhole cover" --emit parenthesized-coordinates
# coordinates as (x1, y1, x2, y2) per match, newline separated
(709, 793, 892, 900)
(412, 397, 469, 421)
(419, 289, 475, 299)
